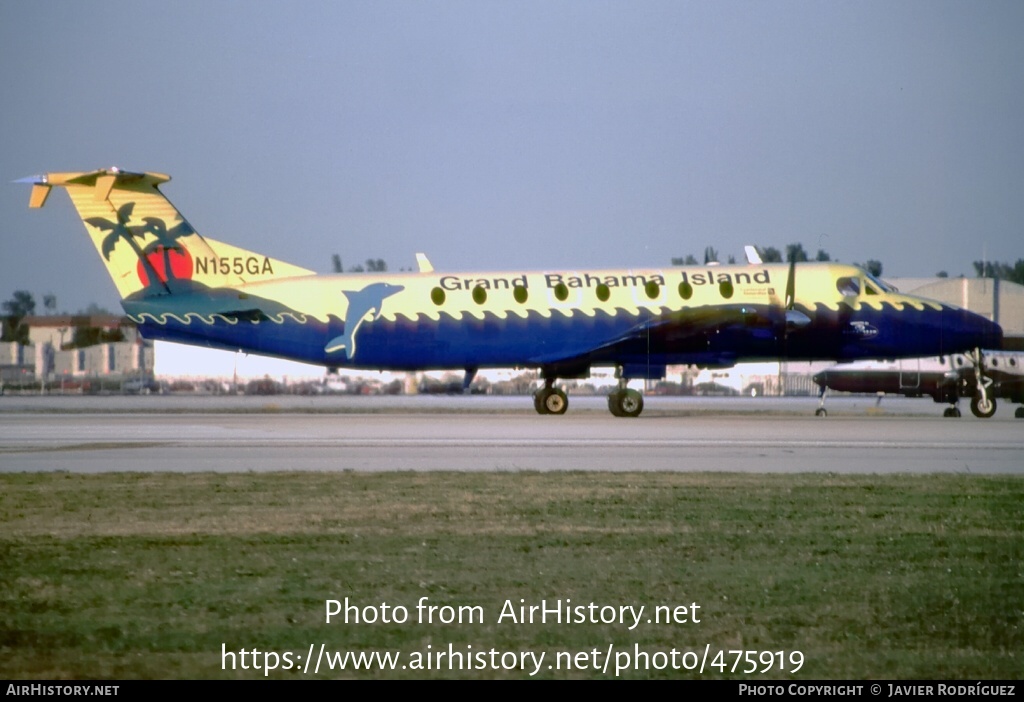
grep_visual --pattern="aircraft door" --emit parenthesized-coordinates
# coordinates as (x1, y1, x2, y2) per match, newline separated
(899, 358, 920, 390)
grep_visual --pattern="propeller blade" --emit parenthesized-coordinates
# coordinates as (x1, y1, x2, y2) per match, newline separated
(785, 259, 796, 310)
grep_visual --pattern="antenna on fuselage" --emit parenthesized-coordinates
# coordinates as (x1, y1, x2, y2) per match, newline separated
(415, 253, 434, 273)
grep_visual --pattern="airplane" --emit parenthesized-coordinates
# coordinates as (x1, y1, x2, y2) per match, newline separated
(20, 167, 1004, 417)
(812, 349, 1024, 419)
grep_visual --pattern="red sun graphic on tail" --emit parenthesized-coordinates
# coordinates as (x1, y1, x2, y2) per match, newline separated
(137, 246, 194, 286)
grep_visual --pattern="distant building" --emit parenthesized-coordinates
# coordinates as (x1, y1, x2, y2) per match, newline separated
(0, 315, 153, 390)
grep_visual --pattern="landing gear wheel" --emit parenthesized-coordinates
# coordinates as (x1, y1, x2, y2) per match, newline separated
(970, 395, 996, 419)
(536, 387, 568, 415)
(533, 391, 547, 415)
(607, 391, 623, 417)
(815, 408, 827, 417)
(1015, 407, 1024, 419)
(943, 407, 961, 418)
(608, 389, 643, 417)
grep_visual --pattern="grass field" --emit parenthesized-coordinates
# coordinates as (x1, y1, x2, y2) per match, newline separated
(1, 471, 1021, 679)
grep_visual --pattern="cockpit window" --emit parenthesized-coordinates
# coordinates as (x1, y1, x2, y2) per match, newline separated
(838, 271, 895, 297)
(836, 277, 860, 296)
(864, 271, 895, 293)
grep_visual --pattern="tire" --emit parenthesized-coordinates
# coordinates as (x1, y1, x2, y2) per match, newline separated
(607, 391, 624, 417)
(533, 391, 547, 414)
(970, 395, 996, 419)
(609, 389, 643, 418)
(543, 388, 568, 415)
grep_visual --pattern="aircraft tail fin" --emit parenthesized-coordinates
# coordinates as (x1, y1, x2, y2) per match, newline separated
(21, 168, 314, 299)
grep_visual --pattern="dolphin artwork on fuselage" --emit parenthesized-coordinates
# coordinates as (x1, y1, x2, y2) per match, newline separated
(20, 168, 1004, 417)
(325, 283, 405, 359)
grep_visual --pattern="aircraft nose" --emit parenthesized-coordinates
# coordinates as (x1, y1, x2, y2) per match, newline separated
(943, 307, 1003, 353)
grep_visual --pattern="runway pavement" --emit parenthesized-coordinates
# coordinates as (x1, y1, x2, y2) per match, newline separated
(2, 395, 1022, 473)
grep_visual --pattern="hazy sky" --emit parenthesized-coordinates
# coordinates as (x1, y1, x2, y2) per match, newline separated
(3, 0, 1023, 315)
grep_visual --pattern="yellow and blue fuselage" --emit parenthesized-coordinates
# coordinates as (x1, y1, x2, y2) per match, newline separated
(24, 169, 1002, 380)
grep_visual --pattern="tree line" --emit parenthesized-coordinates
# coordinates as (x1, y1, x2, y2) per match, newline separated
(332, 255, 388, 273)
(671, 244, 885, 277)
(671, 243, 1024, 284)
(1, 292, 122, 347)
(971, 260, 1024, 285)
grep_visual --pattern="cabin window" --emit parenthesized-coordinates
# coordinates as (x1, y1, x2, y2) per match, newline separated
(513, 285, 528, 304)
(719, 280, 734, 299)
(553, 282, 569, 302)
(1009, 358, 1017, 367)
(678, 281, 693, 300)
(431, 287, 446, 305)
(836, 277, 860, 296)
(596, 283, 610, 302)
(645, 281, 660, 299)
(472, 286, 487, 305)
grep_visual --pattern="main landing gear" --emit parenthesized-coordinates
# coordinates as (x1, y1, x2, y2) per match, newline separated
(533, 378, 568, 415)
(608, 378, 644, 418)
(532, 368, 646, 417)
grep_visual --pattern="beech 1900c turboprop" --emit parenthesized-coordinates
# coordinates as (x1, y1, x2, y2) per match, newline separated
(812, 350, 1024, 419)
(21, 168, 1004, 417)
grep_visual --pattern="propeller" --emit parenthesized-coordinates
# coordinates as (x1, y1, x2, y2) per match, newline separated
(781, 259, 811, 333)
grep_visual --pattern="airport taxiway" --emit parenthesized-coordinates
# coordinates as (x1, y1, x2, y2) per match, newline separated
(1, 396, 1021, 473)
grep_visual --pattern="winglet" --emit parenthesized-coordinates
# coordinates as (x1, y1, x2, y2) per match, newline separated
(744, 245, 762, 265)
(416, 253, 434, 273)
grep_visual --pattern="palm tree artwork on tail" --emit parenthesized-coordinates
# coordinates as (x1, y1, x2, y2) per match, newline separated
(137, 217, 195, 289)
(85, 202, 193, 295)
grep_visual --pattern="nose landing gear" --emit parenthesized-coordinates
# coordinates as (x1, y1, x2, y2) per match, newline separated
(815, 387, 828, 417)
(968, 349, 996, 419)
